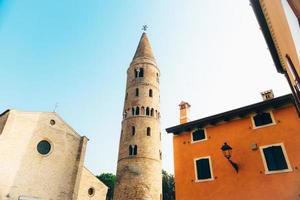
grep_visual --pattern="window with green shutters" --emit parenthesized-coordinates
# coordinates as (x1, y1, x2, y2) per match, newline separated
(260, 144, 292, 174)
(194, 157, 213, 181)
(192, 129, 206, 142)
(253, 112, 274, 127)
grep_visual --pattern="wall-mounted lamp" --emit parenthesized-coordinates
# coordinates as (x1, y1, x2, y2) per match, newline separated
(221, 142, 239, 173)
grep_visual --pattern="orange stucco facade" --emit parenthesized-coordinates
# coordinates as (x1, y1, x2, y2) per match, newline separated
(171, 102, 300, 200)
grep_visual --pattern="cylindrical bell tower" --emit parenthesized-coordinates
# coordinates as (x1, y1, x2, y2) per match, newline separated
(114, 32, 162, 200)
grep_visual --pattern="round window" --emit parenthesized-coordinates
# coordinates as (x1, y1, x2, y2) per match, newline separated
(50, 119, 56, 126)
(37, 140, 51, 155)
(88, 187, 95, 196)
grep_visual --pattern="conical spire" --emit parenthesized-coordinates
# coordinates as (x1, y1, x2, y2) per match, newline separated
(132, 32, 155, 60)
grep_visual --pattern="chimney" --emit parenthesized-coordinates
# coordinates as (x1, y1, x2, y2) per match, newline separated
(179, 101, 191, 124)
(261, 90, 274, 101)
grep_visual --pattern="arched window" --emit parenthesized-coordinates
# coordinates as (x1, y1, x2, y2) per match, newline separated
(132, 126, 135, 136)
(139, 68, 144, 77)
(149, 89, 153, 97)
(150, 108, 154, 116)
(129, 145, 133, 155)
(141, 106, 145, 115)
(147, 127, 151, 136)
(134, 69, 138, 78)
(135, 107, 140, 115)
(146, 107, 150, 116)
(135, 88, 139, 97)
(133, 145, 137, 155)
(132, 107, 135, 116)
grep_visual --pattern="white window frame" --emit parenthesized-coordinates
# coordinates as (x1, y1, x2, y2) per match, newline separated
(194, 156, 214, 182)
(259, 143, 293, 175)
(251, 111, 276, 129)
(191, 128, 207, 143)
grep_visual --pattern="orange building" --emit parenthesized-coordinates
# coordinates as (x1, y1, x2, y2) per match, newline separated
(166, 93, 300, 200)
(251, 0, 300, 113)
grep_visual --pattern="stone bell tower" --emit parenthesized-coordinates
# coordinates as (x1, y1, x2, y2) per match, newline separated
(114, 32, 162, 200)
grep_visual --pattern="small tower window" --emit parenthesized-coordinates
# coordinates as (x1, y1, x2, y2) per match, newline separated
(139, 68, 144, 77)
(135, 107, 140, 115)
(141, 106, 145, 115)
(147, 127, 151, 136)
(132, 107, 135, 116)
(149, 89, 153, 97)
(150, 108, 154, 116)
(146, 107, 150, 116)
(132, 126, 136, 136)
(129, 145, 133, 155)
(133, 145, 138, 155)
(134, 69, 139, 78)
(135, 88, 139, 97)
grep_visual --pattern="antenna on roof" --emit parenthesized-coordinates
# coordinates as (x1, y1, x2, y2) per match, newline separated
(53, 102, 59, 112)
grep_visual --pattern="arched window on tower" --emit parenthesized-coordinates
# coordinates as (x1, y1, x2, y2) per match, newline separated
(135, 88, 139, 97)
(146, 107, 150, 116)
(141, 106, 145, 115)
(132, 107, 135, 116)
(150, 108, 154, 116)
(134, 69, 138, 78)
(149, 89, 153, 97)
(133, 145, 138, 155)
(135, 107, 140, 115)
(139, 68, 144, 77)
(129, 145, 133, 155)
(132, 126, 135, 136)
(147, 127, 151, 136)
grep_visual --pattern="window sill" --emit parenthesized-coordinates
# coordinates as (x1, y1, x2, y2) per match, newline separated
(264, 168, 293, 175)
(195, 177, 214, 183)
(191, 138, 207, 144)
(252, 122, 276, 129)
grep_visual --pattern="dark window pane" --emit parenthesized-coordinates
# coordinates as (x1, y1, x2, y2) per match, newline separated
(272, 146, 288, 170)
(263, 146, 288, 171)
(263, 147, 277, 171)
(196, 158, 211, 180)
(192, 129, 206, 141)
(37, 140, 51, 155)
(254, 113, 273, 127)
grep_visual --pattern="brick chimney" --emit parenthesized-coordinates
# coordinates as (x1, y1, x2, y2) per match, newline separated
(179, 101, 191, 124)
(261, 90, 274, 101)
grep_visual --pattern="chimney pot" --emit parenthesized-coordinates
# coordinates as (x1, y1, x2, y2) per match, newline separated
(179, 101, 191, 124)
(261, 90, 274, 101)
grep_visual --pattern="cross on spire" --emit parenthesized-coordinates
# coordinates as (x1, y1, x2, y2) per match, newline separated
(142, 25, 148, 32)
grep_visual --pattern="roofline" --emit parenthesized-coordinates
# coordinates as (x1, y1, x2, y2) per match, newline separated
(250, 0, 285, 73)
(166, 94, 294, 135)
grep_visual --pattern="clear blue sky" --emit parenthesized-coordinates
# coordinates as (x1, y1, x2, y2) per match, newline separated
(0, 0, 290, 174)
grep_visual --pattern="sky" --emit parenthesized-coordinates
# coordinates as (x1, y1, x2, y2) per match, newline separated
(0, 0, 291, 175)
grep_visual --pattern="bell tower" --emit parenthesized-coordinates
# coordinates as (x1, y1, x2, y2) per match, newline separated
(114, 32, 162, 200)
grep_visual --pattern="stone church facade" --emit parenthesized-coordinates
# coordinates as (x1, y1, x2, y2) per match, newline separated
(0, 109, 107, 200)
(114, 32, 162, 200)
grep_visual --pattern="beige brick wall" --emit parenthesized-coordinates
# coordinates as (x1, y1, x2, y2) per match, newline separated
(0, 110, 106, 200)
(77, 167, 108, 200)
